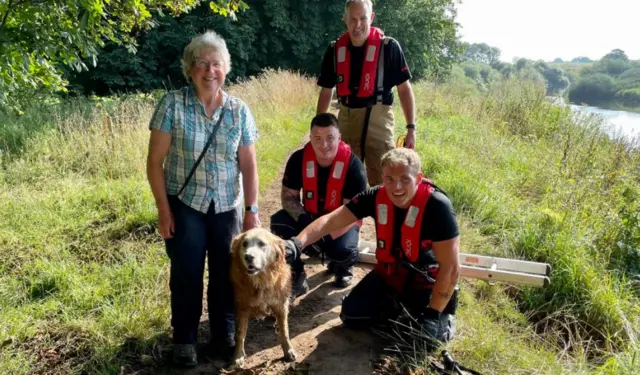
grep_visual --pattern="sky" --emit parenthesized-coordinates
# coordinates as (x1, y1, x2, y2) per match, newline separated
(455, 0, 640, 63)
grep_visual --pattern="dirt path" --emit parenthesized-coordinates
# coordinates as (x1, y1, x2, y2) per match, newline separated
(154, 134, 387, 375)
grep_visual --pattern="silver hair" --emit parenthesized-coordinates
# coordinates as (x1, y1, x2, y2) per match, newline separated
(343, 0, 373, 18)
(181, 30, 232, 82)
(380, 148, 422, 176)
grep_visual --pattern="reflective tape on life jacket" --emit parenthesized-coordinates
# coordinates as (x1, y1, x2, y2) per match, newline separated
(335, 27, 384, 99)
(302, 141, 352, 215)
(374, 179, 437, 289)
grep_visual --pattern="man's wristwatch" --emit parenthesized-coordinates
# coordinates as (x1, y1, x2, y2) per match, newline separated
(245, 205, 259, 214)
(406, 123, 416, 130)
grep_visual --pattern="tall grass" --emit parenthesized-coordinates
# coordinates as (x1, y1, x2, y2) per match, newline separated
(0, 69, 317, 374)
(398, 77, 640, 374)
(2, 69, 639, 374)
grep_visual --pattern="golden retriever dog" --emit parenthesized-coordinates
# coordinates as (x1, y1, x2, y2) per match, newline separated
(229, 228, 297, 368)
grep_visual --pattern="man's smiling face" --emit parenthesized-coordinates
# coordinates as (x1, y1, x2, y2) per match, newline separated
(382, 163, 423, 209)
(344, 1, 375, 47)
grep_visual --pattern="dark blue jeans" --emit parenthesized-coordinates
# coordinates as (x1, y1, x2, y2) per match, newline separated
(269, 209, 360, 275)
(165, 195, 241, 345)
(340, 270, 456, 343)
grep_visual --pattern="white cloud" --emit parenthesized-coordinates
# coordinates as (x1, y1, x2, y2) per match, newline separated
(455, 0, 640, 62)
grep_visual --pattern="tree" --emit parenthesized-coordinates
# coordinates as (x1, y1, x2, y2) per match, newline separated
(569, 73, 617, 105)
(553, 58, 563, 63)
(534, 61, 570, 96)
(571, 56, 592, 63)
(64, 0, 462, 95)
(603, 49, 629, 62)
(515, 58, 531, 71)
(374, 0, 462, 80)
(0, 0, 246, 113)
(460, 42, 501, 66)
(542, 67, 570, 96)
(616, 88, 640, 107)
(597, 58, 630, 76)
(616, 68, 640, 90)
(64, 0, 345, 95)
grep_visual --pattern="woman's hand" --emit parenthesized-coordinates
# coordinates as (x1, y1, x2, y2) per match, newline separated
(243, 212, 261, 231)
(158, 206, 175, 239)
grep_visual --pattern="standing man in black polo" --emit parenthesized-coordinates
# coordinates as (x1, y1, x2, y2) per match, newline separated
(316, 0, 417, 186)
(270, 113, 367, 296)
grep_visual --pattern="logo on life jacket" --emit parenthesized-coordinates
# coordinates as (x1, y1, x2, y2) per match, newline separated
(302, 141, 352, 215)
(329, 189, 339, 208)
(405, 239, 413, 258)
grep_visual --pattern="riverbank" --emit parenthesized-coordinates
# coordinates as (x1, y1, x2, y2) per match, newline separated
(548, 96, 640, 142)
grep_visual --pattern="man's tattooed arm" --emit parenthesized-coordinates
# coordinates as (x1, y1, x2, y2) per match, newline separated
(281, 187, 306, 222)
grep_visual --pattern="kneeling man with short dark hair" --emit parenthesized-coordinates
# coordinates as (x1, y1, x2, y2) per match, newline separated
(270, 113, 367, 296)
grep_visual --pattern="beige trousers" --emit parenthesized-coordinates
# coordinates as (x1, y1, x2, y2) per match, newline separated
(338, 104, 396, 186)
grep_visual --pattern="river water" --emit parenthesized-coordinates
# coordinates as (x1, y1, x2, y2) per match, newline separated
(568, 104, 640, 142)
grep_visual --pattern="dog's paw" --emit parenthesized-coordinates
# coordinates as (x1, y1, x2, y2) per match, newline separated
(284, 348, 297, 362)
(230, 356, 245, 369)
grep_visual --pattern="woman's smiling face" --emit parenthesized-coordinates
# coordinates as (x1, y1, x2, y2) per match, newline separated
(190, 49, 226, 94)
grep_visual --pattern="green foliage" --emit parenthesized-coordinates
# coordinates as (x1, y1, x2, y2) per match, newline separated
(63, 0, 346, 95)
(457, 62, 502, 91)
(0, 0, 246, 113)
(454, 54, 569, 96)
(409, 75, 640, 372)
(454, 46, 640, 108)
(616, 68, 640, 90)
(534, 61, 570, 96)
(565, 49, 640, 108)
(615, 88, 640, 107)
(569, 73, 617, 104)
(460, 42, 501, 66)
(571, 56, 593, 63)
(596, 58, 631, 76)
(368, 0, 462, 80)
(62, 0, 461, 97)
(603, 49, 629, 62)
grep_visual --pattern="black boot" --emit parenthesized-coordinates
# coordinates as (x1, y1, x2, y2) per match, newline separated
(334, 265, 354, 288)
(173, 344, 197, 367)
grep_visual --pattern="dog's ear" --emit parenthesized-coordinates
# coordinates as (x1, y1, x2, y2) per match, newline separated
(269, 233, 286, 263)
(230, 232, 245, 256)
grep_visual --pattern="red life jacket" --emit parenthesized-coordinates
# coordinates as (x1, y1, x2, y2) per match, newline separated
(374, 179, 437, 291)
(302, 141, 352, 215)
(335, 27, 384, 98)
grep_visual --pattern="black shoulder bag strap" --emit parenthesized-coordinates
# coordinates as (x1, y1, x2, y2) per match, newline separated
(176, 98, 229, 197)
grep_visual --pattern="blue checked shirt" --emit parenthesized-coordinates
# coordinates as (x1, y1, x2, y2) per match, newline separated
(149, 85, 258, 214)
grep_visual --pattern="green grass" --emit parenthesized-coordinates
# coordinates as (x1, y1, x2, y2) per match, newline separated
(1, 70, 639, 374)
(390, 77, 640, 374)
(0, 69, 316, 374)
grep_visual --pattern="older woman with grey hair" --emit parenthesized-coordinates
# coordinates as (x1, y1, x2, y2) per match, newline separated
(146, 30, 260, 367)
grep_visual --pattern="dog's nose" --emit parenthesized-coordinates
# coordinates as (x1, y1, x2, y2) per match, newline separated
(244, 254, 254, 263)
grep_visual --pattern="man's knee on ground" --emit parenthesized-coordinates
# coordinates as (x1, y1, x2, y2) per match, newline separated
(340, 294, 381, 329)
(339, 293, 374, 329)
(270, 209, 298, 238)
